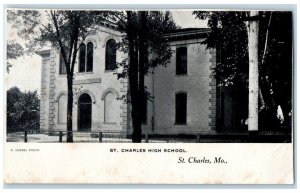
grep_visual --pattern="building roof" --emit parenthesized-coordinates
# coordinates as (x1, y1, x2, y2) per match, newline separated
(37, 27, 210, 58)
(164, 28, 210, 41)
(37, 49, 51, 57)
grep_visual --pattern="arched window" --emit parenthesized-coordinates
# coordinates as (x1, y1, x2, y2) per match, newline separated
(175, 92, 187, 124)
(79, 43, 86, 72)
(105, 39, 117, 71)
(79, 42, 94, 73)
(58, 94, 67, 123)
(176, 47, 187, 75)
(87, 42, 93, 72)
(78, 93, 92, 131)
(104, 92, 117, 123)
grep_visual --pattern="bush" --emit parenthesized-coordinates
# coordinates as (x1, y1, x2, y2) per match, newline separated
(7, 87, 40, 133)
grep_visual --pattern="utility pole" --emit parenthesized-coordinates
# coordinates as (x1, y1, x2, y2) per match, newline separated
(247, 11, 259, 132)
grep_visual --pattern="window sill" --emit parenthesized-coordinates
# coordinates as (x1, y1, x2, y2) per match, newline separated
(77, 71, 94, 75)
(105, 69, 117, 73)
(103, 122, 117, 125)
(58, 74, 67, 77)
(175, 74, 188, 77)
(174, 123, 187, 126)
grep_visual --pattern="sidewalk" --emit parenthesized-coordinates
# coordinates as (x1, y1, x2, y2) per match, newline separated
(6, 132, 168, 143)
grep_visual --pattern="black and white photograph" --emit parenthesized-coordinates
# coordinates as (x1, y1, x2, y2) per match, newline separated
(3, 5, 295, 185)
(5, 9, 293, 143)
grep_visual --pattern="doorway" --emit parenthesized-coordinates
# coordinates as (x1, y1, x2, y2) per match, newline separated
(78, 93, 92, 131)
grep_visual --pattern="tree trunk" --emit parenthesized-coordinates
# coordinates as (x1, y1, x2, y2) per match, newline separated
(127, 11, 142, 143)
(248, 11, 259, 132)
(66, 75, 73, 142)
(132, 36, 142, 142)
(137, 11, 148, 142)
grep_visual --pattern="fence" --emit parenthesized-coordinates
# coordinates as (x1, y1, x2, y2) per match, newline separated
(6, 130, 130, 143)
(6, 130, 291, 143)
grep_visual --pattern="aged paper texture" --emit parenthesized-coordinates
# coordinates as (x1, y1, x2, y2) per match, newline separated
(4, 8, 294, 184)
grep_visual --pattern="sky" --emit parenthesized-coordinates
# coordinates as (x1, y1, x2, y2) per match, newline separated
(172, 10, 207, 28)
(5, 10, 207, 94)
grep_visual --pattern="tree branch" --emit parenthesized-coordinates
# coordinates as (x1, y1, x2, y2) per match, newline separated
(50, 10, 70, 74)
(261, 12, 272, 66)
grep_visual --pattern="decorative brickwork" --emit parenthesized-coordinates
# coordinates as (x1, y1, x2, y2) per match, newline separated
(119, 78, 129, 133)
(101, 88, 119, 100)
(102, 35, 121, 48)
(208, 49, 217, 131)
(75, 89, 97, 104)
(38, 28, 215, 135)
(48, 50, 57, 130)
(73, 78, 101, 85)
(39, 51, 50, 131)
(85, 37, 97, 48)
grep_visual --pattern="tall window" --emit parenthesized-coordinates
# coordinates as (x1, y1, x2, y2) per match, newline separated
(79, 42, 93, 73)
(104, 92, 117, 123)
(176, 47, 187, 75)
(79, 43, 86, 72)
(87, 42, 93, 72)
(59, 53, 67, 74)
(105, 39, 117, 71)
(175, 92, 187, 124)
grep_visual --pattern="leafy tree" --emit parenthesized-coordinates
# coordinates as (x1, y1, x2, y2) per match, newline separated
(193, 11, 292, 131)
(6, 10, 36, 72)
(7, 87, 40, 133)
(7, 10, 177, 142)
(6, 41, 24, 72)
(114, 11, 178, 142)
(7, 10, 116, 142)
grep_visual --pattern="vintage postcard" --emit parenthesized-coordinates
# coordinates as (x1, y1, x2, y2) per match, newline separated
(3, 7, 294, 184)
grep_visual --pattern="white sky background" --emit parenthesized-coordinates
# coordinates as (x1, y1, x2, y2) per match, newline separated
(5, 10, 207, 94)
